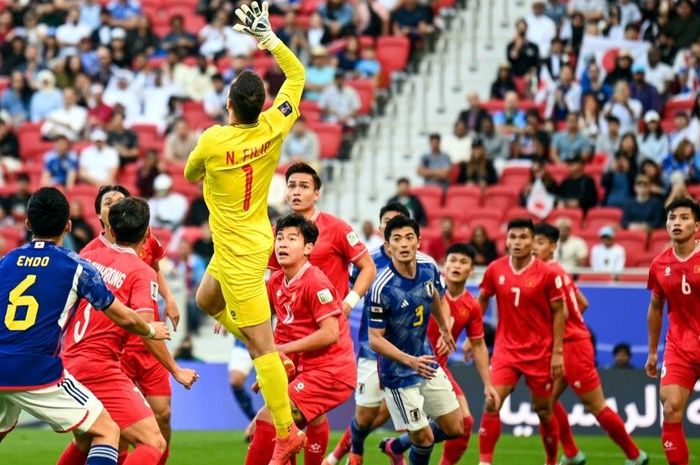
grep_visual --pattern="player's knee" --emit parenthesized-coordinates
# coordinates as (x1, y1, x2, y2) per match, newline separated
(155, 406, 172, 430)
(145, 432, 167, 453)
(441, 419, 464, 438)
(410, 427, 434, 447)
(663, 397, 685, 420)
(93, 416, 120, 446)
(195, 288, 216, 316)
(355, 408, 376, 429)
(533, 405, 553, 421)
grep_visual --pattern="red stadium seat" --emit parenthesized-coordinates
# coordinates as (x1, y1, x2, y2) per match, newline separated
(584, 207, 623, 232)
(376, 36, 410, 88)
(687, 184, 700, 202)
(182, 100, 205, 114)
(184, 111, 216, 130)
(411, 185, 443, 212)
(576, 273, 615, 283)
(444, 184, 481, 209)
(180, 226, 203, 245)
(614, 230, 647, 258)
(464, 209, 503, 236)
(503, 207, 538, 223)
(430, 206, 465, 228)
(150, 228, 173, 248)
(346, 79, 375, 115)
(299, 0, 323, 14)
(548, 208, 584, 228)
(300, 100, 321, 121)
(482, 185, 519, 211)
(545, 163, 569, 184)
(648, 229, 670, 254)
(662, 98, 694, 120)
(628, 252, 658, 267)
(67, 184, 100, 199)
(481, 100, 505, 114)
(308, 122, 342, 159)
(499, 166, 530, 191)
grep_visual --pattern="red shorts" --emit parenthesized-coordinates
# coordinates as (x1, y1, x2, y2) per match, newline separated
(442, 364, 464, 397)
(563, 338, 601, 395)
(82, 372, 154, 429)
(289, 368, 355, 423)
(490, 356, 553, 398)
(661, 342, 700, 390)
(121, 350, 172, 397)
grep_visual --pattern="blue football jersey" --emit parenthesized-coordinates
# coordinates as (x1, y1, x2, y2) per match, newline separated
(368, 258, 444, 389)
(0, 241, 115, 389)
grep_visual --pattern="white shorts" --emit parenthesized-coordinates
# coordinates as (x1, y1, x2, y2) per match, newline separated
(383, 366, 459, 432)
(355, 357, 383, 408)
(0, 370, 103, 435)
(228, 344, 254, 376)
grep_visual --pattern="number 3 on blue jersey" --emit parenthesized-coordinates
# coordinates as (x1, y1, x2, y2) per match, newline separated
(4, 275, 40, 331)
(413, 305, 424, 327)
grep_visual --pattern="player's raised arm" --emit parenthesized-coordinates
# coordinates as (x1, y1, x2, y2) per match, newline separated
(104, 299, 170, 340)
(646, 294, 664, 378)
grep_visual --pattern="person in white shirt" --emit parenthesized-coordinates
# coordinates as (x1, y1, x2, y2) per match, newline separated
(569, 0, 607, 21)
(319, 70, 361, 127)
(601, 81, 643, 135)
(79, 128, 120, 186)
(555, 216, 589, 271)
(361, 220, 384, 251)
(103, 71, 141, 122)
(203, 73, 228, 122)
(56, 7, 91, 50)
(441, 120, 472, 163)
(644, 49, 674, 95)
(590, 226, 626, 273)
(149, 174, 189, 229)
(618, 0, 641, 29)
(526, 1, 557, 57)
(281, 117, 320, 166)
(40, 88, 88, 141)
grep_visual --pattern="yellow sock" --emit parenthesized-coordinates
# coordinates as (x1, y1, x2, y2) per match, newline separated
(213, 309, 244, 340)
(253, 351, 293, 437)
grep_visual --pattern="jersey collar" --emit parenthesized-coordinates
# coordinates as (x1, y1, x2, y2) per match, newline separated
(509, 255, 535, 275)
(672, 240, 700, 263)
(99, 233, 138, 256)
(284, 262, 311, 287)
(310, 209, 321, 222)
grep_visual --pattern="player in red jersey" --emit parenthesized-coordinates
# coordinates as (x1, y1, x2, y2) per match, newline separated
(269, 162, 375, 465)
(82, 185, 180, 463)
(533, 223, 648, 465)
(476, 219, 565, 465)
(646, 197, 700, 465)
(245, 213, 356, 465)
(61, 198, 198, 465)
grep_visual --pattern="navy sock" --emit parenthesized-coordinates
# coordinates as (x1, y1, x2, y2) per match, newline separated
(350, 418, 371, 455)
(430, 420, 450, 444)
(87, 445, 118, 465)
(390, 433, 413, 454)
(232, 385, 256, 420)
(408, 443, 433, 465)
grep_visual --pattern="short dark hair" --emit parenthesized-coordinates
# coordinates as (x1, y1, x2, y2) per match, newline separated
(666, 197, 700, 220)
(429, 133, 440, 141)
(396, 177, 410, 185)
(507, 218, 535, 234)
(275, 213, 319, 244)
(95, 184, 131, 215)
(228, 70, 266, 124)
(613, 342, 631, 356)
(285, 162, 322, 190)
(109, 197, 150, 244)
(445, 243, 476, 261)
(379, 202, 410, 222)
(384, 215, 420, 241)
(27, 187, 70, 238)
(534, 222, 560, 243)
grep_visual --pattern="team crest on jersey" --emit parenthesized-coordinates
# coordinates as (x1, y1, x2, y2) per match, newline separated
(35, 241, 45, 249)
(694, 265, 700, 274)
(498, 275, 505, 285)
(554, 276, 563, 289)
(346, 231, 360, 246)
(409, 409, 421, 422)
(150, 282, 159, 301)
(278, 101, 293, 116)
(665, 267, 671, 277)
(317, 288, 333, 304)
(424, 281, 434, 296)
(526, 279, 536, 288)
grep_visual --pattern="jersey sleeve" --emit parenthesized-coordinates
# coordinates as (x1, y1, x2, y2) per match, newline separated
(261, 42, 305, 137)
(432, 263, 445, 297)
(367, 282, 388, 330)
(147, 235, 166, 266)
(544, 267, 565, 303)
(466, 305, 485, 340)
(647, 263, 665, 299)
(184, 126, 216, 182)
(308, 277, 342, 323)
(128, 268, 159, 316)
(334, 219, 368, 264)
(479, 263, 496, 298)
(76, 259, 115, 311)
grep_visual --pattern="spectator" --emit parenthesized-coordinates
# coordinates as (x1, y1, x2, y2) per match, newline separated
(355, 45, 381, 82)
(639, 110, 670, 165)
(507, 18, 540, 77)
(79, 0, 102, 32)
(281, 117, 321, 167)
(29, 70, 63, 122)
(559, 11, 585, 55)
(185, 184, 209, 227)
(386, 177, 428, 226)
(580, 62, 611, 108)
(630, 64, 662, 115)
(277, 11, 306, 54)
(544, 64, 581, 122)
(645, 48, 674, 96)
(610, 343, 634, 369)
(515, 111, 549, 161)
(135, 148, 161, 198)
(361, 220, 383, 251)
(442, 120, 471, 163)
(103, 71, 140, 121)
(391, 0, 434, 52)
(2, 173, 31, 221)
(550, 112, 593, 163)
(203, 73, 228, 123)
(164, 118, 199, 164)
(590, 226, 626, 273)
(106, 111, 139, 165)
(455, 138, 497, 187)
(601, 80, 642, 135)
(67, 199, 95, 252)
(162, 15, 198, 55)
(555, 217, 588, 270)
(127, 16, 160, 58)
(318, 0, 355, 39)
(603, 50, 634, 87)
(337, 35, 361, 74)
(78, 128, 119, 186)
(616, 132, 640, 166)
(40, 135, 78, 189)
(457, 91, 490, 134)
(668, 0, 700, 50)
(174, 337, 202, 361)
(541, 37, 569, 82)
(0, 118, 20, 167)
(662, 139, 695, 186)
(602, 153, 636, 208)
(192, 222, 214, 264)
(525, 0, 556, 57)
(568, 0, 606, 22)
(426, 217, 456, 264)
(479, 115, 510, 161)
(493, 90, 526, 137)
(622, 174, 665, 231)
(489, 63, 517, 100)
(40, 88, 88, 141)
(149, 174, 189, 229)
(558, 155, 599, 212)
(468, 225, 498, 266)
(319, 70, 361, 128)
(521, 160, 559, 205)
(306, 12, 333, 49)
(0, 71, 32, 125)
(56, 7, 91, 50)
(304, 46, 335, 101)
(595, 115, 622, 158)
(545, 0, 567, 25)
(417, 133, 452, 190)
(85, 83, 114, 129)
(640, 158, 667, 200)
(580, 92, 603, 142)
(107, 0, 142, 30)
(670, 112, 698, 151)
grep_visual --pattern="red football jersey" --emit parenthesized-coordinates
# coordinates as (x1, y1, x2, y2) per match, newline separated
(648, 245, 700, 356)
(82, 233, 166, 269)
(480, 256, 564, 363)
(267, 263, 356, 383)
(269, 210, 368, 298)
(427, 289, 485, 366)
(546, 260, 590, 342)
(62, 243, 159, 381)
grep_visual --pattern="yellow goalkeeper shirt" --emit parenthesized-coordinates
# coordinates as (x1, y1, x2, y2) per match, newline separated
(184, 43, 305, 256)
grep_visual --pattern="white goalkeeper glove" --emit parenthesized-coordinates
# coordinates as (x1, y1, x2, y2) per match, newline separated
(233, 1, 281, 51)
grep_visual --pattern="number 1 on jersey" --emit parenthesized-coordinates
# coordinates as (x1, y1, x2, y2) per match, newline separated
(243, 164, 253, 211)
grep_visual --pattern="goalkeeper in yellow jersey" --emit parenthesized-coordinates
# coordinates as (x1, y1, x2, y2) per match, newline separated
(184, 2, 306, 463)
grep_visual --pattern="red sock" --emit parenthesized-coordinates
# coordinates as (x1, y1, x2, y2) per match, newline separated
(439, 416, 473, 465)
(478, 412, 501, 463)
(156, 446, 169, 465)
(331, 427, 351, 460)
(304, 418, 330, 465)
(539, 416, 559, 465)
(553, 401, 578, 458)
(57, 441, 88, 465)
(596, 406, 639, 459)
(245, 419, 276, 465)
(117, 450, 128, 465)
(123, 444, 161, 465)
(662, 421, 689, 465)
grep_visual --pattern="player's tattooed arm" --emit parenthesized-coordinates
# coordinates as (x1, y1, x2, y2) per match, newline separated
(369, 327, 437, 379)
(645, 294, 665, 378)
(550, 299, 565, 380)
(277, 316, 339, 354)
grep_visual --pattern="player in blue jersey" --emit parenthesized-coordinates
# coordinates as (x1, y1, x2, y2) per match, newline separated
(0, 187, 170, 465)
(368, 215, 462, 465)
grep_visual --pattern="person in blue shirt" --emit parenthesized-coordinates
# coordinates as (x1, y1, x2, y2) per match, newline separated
(41, 135, 79, 189)
(368, 215, 462, 465)
(0, 187, 169, 465)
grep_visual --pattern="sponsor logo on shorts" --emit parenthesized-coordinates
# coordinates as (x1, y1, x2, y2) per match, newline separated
(371, 306, 382, 314)
(230, 309, 237, 320)
(294, 382, 305, 392)
(409, 409, 421, 423)
(346, 231, 360, 246)
(317, 288, 333, 304)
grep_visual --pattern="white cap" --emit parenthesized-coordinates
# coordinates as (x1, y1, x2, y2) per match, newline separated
(644, 110, 660, 123)
(599, 226, 615, 238)
(90, 128, 107, 141)
(154, 173, 173, 192)
(111, 27, 126, 40)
